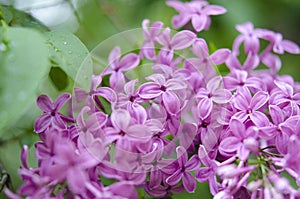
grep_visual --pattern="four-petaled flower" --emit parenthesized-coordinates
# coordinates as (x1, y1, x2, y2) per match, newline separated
(166, 146, 200, 193)
(166, 0, 227, 32)
(34, 93, 72, 133)
(103, 46, 140, 91)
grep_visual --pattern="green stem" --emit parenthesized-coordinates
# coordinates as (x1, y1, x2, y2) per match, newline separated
(261, 150, 283, 158)
(260, 145, 276, 151)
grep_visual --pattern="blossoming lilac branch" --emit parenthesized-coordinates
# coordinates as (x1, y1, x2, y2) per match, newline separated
(5, 0, 300, 199)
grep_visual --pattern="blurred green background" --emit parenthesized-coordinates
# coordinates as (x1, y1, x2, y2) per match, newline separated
(0, 0, 300, 198)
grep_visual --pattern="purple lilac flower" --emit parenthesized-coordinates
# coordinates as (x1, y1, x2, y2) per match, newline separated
(34, 93, 72, 133)
(196, 76, 232, 120)
(232, 22, 262, 55)
(196, 145, 220, 195)
(185, 39, 230, 82)
(166, 0, 227, 32)
(116, 79, 147, 124)
(103, 46, 140, 91)
(43, 136, 100, 195)
(219, 118, 259, 160)
(156, 27, 196, 51)
(270, 80, 300, 116)
(226, 52, 260, 72)
(284, 135, 300, 177)
(232, 87, 270, 126)
(138, 74, 186, 115)
(145, 180, 184, 198)
(104, 109, 152, 149)
(259, 105, 300, 154)
(74, 75, 117, 112)
(223, 69, 263, 91)
(260, 29, 300, 55)
(166, 146, 200, 193)
(140, 19, 164, 60)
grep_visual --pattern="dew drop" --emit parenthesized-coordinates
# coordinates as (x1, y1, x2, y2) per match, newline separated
(68, 51, 72, 54)
(63, 41, 67, 45)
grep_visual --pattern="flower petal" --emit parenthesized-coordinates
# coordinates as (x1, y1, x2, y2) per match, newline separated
(118, 53, 140, 71)
(261, 53, 281, 72)
(166, 170, 182, 186)
(192, 14, 207, 32)
(275, 132, 289, 155)
(281, 40, 300, 54)
(34, 114, 52, 133)
(95, 87, 117, 103)
(156, 27, 171, 47)
(141, 41, 156, 60)
(212, 89, 232, 104)
(250, 91, 269, 110)
(207, 76, 222, 93)
(176, 146, 188, 168)
(196, 167, 210, 182)
(171, 30, 196, 50)
(274, 80, 293, 97)
(67, 167, 88, 194)
(269, 105, 284, 125)
(126, 124, 152, 140)
(138, 82, 162, 99)
(182, 172, 196, 193)
(179, 123, 197, 149)
(172, 14, 191, 29)
(203, 5, 227, 15)
(108, 46, 121, 70)
(229, 118, 246, 138)
(210, 49, 230, 65)
(250, 111, 270, 127)
(149, 170, 163, 189)
(197, 98, 213, 120)
(219, 136, 240, 155)
(162, 91, 181, 115)
(111, 109, 130, 130)
(109, 71, 125, 92)
(243, 52, 260, 71)
(185, 155, 200, 171)
(237, 145, 250, 161)
(37, 94, 53, 112)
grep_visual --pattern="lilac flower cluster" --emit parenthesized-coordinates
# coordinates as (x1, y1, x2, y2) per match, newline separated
(5, 0, 300, 198)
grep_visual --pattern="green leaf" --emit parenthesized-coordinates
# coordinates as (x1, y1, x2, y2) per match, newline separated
(0, 5, 48, 31)
(45, 30, 92, 90)
(0, 27, 49, 136)
(49, 66, 69, 91)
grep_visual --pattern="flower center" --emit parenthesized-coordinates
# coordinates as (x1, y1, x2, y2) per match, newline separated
(129, 95, 136, 102)
(119, 131, 126, 136)
(160, 85, 167, 92)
